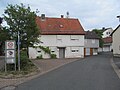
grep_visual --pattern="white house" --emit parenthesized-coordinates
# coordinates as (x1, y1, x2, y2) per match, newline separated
(102, 28, 113, 38)
(102, 37, 112, 52)
(29, 14, 85, 59)
(98, 28, 113, 52)
(111, 25, 120, 56)
(84, 31, 99, 56)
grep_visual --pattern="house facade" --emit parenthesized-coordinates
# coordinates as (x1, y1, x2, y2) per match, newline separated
(84, 31, 99, 56)
(111, 25, 120, 56)
(102, 28, 113, 38)
(29, 15, 85, 59)
(102, 37, 112, 52)
(98, 27, 113, 52)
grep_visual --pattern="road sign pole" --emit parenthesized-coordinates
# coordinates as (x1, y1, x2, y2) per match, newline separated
(18, 31, 20, 71)
(5, 59, 7, 72)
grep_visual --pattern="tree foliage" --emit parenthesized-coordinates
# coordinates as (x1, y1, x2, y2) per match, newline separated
(92, 29, 104, 48)
(0, 27, 11, 55)
(3, 4, 40, 51)
(0, 17, 3, 24)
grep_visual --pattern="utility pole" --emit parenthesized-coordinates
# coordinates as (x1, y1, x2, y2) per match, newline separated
(18, 31, 20, 71)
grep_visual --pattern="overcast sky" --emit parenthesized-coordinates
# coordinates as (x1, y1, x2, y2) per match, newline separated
(0, 0, 120, 30)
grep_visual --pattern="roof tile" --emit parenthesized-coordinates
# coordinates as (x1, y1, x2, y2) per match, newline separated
(103, 37, 112, 43)
(36, 16, 85, 35)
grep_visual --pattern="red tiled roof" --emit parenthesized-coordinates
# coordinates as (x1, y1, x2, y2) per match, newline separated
(103, 37, 112, 43)
(36, 16, 85, 35)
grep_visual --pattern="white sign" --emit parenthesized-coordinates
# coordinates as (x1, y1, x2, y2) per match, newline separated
(6, 50, 15, 58)
(6, 41, 15, 49)
(5, 40, 16, 64)
(6, 58, 15, 64)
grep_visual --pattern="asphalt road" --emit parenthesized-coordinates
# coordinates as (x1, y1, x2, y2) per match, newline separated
(16, 53, 120, 90)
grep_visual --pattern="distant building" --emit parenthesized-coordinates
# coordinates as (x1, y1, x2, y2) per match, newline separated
(102, 37, 112, 52)
(100, 27, 113, 52)
(84, 31, 99, 56)
(29, 14, 85, 59)
(102, 28, 113, 38)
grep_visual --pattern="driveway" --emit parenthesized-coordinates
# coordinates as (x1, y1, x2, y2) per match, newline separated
(16, 52, 120, 90)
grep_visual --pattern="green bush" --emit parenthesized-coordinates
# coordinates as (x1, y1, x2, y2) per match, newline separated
(19, 50, 34, 71)
(36, 54, 43, 59)
(39, 46, 51, 54)
(50, 54, 57, 59)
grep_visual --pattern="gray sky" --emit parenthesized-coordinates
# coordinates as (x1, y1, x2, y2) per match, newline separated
(0, 0, 120, 30)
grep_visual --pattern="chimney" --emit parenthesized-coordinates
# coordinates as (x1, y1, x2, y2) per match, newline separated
(66, 11, 69, 18)
(61, 15, 64, 18)
(102, 27, 105, 31)
(41, 14, 45, 21)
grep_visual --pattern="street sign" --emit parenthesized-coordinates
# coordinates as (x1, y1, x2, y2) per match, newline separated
(5, 40, 16, 71)
(6, 41, 15, 49)
(6, 58, 15, 64)
(6, 50, 15, 58)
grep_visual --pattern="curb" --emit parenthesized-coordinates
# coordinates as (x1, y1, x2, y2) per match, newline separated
(110, 58, 120, 79)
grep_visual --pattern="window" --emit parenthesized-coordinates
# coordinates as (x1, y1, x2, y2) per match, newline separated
(51, 51, 55, 53)
(59, 25, 64, 28)
(57, 35, 62, 40)
(37, 51, 41, 53)
(71, 50, 79, 53)
(57, 35, 62, 42)
(70, 35, 79, 41)
(106, 32, 110, 35)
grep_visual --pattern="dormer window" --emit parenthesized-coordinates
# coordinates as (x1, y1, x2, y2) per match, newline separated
(60, 25, 63, 28)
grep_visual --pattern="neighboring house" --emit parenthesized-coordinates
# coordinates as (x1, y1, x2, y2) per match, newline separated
(29, 14, 85, 59)
(102, 28, 113, 38)
(98, 27, 113, 52)
(111, 25, 120, 56)
(102, 37, 112, 52)
(84, 31, 99, 56)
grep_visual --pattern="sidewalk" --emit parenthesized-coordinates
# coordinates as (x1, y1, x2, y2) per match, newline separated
(113, 57, 120, 69)
(111, 56, 120, 79)
(0, 58, 80, 89)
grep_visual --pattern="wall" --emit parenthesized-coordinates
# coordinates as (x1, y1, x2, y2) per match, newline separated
(84, 39, 99, 48)
(29, 35, 84, 59)
(38, 35, 84, 47)
(112, 26, 120, 55)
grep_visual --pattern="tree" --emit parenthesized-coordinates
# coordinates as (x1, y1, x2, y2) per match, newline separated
(0, 17, 2, 24)
(0, 27, 11, 55)
(0, 17, 10, 55)
(3, 4, 40, 56)
(92, 29, 104, 48)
